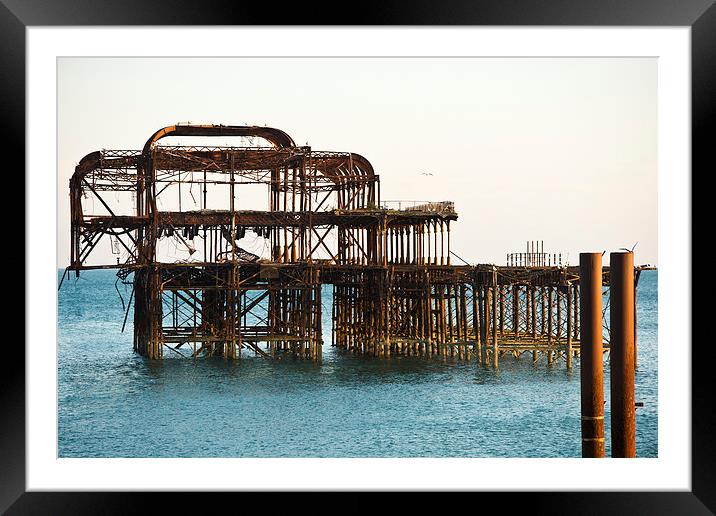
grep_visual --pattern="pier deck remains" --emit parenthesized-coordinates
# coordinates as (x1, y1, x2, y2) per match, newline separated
(66, 125, 649, 366)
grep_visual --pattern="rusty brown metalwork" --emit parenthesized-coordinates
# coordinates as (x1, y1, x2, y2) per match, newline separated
(610, 251, 637, 458)
(66, 124, 651, 366)
(579, 252, 605, 458)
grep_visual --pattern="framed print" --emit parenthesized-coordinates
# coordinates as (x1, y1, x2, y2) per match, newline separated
(6, 0, 713, 512)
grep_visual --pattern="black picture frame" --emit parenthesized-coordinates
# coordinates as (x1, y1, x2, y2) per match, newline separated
(5, 0, 711, 513)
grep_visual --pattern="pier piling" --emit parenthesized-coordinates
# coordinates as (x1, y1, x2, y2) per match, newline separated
(609, 251, 636, 458)
(579, 252, 605, 458)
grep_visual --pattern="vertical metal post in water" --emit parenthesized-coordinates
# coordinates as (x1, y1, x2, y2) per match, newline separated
(610, 251, 636, 458)
(566, 284, 573, 370)
(491, 270, 498, 369)
(634, 269, 641, 371)
(579, 252, 605, 458)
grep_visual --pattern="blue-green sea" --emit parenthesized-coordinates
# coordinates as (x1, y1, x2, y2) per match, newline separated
(58, 269, 657, 458)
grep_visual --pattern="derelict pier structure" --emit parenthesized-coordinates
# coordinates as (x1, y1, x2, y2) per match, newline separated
(65, 125, 649, 366)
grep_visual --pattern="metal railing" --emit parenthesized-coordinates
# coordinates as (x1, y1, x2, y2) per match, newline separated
(380, 200, 455, 214)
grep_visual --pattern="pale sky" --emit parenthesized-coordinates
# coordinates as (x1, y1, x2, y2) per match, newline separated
(57, 57, 657, 266)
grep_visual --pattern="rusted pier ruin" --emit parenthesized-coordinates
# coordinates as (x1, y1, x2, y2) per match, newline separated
(66, 125, 651, 365)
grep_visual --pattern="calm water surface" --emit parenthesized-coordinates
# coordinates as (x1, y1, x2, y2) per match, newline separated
(58, 269, 657, 457)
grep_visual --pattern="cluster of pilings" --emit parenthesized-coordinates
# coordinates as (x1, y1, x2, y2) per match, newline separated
(580, 251, 636, 458)
(132, 263, 323, 360)
(327, 263, 633, 368)
(330, 268, 474, 358)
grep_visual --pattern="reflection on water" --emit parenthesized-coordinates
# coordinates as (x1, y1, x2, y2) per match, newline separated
(58, 269, 657, 458)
